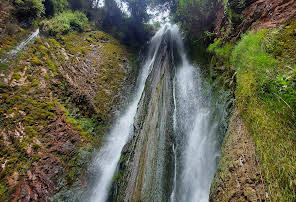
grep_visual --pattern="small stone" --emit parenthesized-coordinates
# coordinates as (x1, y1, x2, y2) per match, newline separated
(44, 42, 50, 48)
(19, 110, 26, 117)
(243, 187, 257, 201)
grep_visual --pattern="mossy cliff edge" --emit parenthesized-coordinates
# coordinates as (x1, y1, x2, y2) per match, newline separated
(0, 28, 136, 201)
(208, 18, 296, 202)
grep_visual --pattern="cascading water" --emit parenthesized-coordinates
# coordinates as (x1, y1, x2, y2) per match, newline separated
(88, 24, 225, 202)
(0, 29, 39, 63)
(89, 25, 171, 202)
(170, 25, 221, 202)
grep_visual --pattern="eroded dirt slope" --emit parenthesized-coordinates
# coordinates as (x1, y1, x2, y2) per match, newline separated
(210, 108, 269, 202)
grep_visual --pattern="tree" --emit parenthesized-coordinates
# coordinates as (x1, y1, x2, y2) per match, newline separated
(43, 0, 69, 17)
(12, 0, 45, 23)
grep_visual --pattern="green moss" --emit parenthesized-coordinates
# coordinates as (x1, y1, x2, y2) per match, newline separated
(92, 36, 129, 120)
(10, 73, 21, 81)
(24, 126, 38, 137)
(0, 183, 8, 201)
(30, 57, 42, 66)
(49, 62, 58, 75)
(230, 28, 295, 200)
(31, 79, 40, 87)
(66, 167, 77, 185)
(44, 73, 50, 80)
(15, 64, 26, 72)
(0, 62, 9, 71)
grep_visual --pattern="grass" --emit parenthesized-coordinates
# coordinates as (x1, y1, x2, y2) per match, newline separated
(233, 29, 296, 201)
(208, 22, 296, 201)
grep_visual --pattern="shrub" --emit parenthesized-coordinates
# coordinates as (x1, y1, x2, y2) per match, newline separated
(12, 0, 45, 22)
(41, 10, 88, 36)
(207, 39, 234, 61)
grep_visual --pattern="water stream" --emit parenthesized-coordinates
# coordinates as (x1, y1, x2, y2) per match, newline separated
(170, 25, 221, 202)
(0, 29, 39, 63)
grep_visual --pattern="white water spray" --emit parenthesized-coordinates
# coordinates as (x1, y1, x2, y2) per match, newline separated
(170, 25, 220, 202)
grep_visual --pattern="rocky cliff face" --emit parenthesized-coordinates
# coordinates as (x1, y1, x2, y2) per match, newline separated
(110, 29, 176, 202)
(214, 0, 296, 40)
(0, 30, 135, 201)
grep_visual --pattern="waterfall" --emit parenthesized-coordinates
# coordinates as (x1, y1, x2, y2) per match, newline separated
(89, 25, 170, 202)
(89, 24, 224, 202)
(170, 25, 221, 202)
(0, 29, 39, 63)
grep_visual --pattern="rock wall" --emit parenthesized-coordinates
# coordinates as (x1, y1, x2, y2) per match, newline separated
(208, 1, 296, 201)
(214, 0, 296, 40)
(111, 29, 176, 202)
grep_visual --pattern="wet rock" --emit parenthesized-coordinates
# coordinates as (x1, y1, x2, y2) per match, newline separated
(113, 28, 176, 202)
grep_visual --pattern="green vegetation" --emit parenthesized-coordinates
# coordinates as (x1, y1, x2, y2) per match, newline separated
(0, 26, 29, 60)
(207, 39, 234, 62)
(0, 62, 9, 71)
(0, 183, 8, 201)
(44, 0, 69, 17)
(12, 0, 45, 22)
(174, 0, 218, 37)
(0, 24, 133, 199)
(41, 10, 88, 36)
(208, 21, 296, 201)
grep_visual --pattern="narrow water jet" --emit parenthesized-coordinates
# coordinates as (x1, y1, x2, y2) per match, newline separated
(0, 29, 39, 63)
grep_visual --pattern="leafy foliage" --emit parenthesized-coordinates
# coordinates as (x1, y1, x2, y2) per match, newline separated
(43, 0, 69, 17)
(41, 10, 88, 36)
(207, 39, 234, 61)
(95, 0, 154, 48)
(12, 0, 45, 22)
(174, 0, 219, 37)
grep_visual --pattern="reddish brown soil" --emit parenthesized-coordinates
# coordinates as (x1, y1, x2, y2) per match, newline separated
(214, 0, 296, 40)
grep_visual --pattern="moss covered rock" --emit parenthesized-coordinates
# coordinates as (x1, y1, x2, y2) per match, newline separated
(0, 29, 136, 201)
